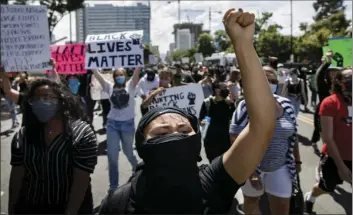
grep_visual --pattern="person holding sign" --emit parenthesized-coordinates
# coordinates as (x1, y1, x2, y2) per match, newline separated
(92, 67, 140, 192)
(99, 8, 277, 214)
(304, 67, 352, 214)
(140, 67, 173, 116)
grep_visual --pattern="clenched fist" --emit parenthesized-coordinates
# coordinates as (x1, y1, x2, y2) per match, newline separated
(222, 8, 255, 45)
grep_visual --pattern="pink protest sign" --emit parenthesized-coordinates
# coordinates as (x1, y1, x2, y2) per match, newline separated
(47, 44, 86, 74)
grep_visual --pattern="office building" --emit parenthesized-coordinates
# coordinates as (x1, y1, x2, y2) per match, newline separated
(176, 29, 192, 51)
(169, 42, 175, 53)
(172, 23, 203, 48)
(76, 3, 151, 44)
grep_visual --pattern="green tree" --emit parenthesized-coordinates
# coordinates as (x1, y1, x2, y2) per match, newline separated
(214, 30, 231, 52)
(256, 24, 293, 62)
(170, 49, 188, 62)
(197, 33, 215, 57)
(295, 0, 351, 62)
(313, 0, 345, 21)
(143, 44, 153, 64)
(255, 12, 273, 36)
(186, 48, 197, 62)
(12, 0, 84, 39)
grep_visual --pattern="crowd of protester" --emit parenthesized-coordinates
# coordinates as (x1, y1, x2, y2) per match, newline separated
(0, 8, 351, 215)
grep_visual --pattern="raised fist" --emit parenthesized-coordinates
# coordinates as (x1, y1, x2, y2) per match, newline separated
(332, 52, 343, 67)
(223, 8, 255, 45)
(187, 92, 196, 105)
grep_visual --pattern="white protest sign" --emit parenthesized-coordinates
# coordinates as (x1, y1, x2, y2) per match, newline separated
(90, 71, 114, 100)
(194, 53, 204, 63)
(148, 83, 204, 116)
(1, 5, 51, 72)
(149, 54, 157, 64)
(85, 30, 144, 70)
(181, 57, 189, 64)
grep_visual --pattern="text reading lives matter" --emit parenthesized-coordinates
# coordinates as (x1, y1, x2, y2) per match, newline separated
(85, 31, 144, 69)
(0, 5, 51, 72)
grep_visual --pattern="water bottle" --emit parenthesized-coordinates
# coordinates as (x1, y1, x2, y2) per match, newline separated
(201, 116, 211, 140)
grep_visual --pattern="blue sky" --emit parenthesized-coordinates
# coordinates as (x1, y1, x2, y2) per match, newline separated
(52, 0, 352, 54)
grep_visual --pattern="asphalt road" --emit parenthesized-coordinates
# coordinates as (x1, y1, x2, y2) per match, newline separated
(0, 97, 351, 214)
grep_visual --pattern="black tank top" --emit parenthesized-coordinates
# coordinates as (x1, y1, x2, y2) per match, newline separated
(287, 79, 301, 95)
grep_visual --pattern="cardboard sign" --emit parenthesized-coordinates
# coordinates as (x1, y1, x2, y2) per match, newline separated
(90, 71, 114, 100)
(0, 5, 51, 72)
(47, 44, 86, 74)
(181, 57, 189, 64)
(148, 83, 204, 116)
(328, 38, 352, 67)
(85, 30, 144, 70)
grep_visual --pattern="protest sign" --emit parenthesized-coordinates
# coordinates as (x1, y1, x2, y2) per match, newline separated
(48, 44, 86, 74)
(181, 57, 190, 64)
(148, 83, 204, 116)
(194, 53, 204, 63)
(328, 38, 352, 67)
(90, 71, 114, 100)
(85, 30, 144, 70)
(0, 5, 51, 72)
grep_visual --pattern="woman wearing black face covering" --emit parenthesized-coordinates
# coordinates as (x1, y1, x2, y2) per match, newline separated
(199, 82, 235, 163)
(98, 8, 277, 214)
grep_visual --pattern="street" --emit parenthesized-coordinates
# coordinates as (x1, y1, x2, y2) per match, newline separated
(0, 97, 351, 214)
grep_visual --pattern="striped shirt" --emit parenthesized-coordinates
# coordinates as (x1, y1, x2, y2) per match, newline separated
(229, 95, 298, 187)
(10, 120, 98, 204)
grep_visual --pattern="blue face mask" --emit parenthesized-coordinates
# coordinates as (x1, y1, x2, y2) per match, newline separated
(115, 76, 126, 85)
(31, 100, 58, 123)
(68, 78, 80, 95)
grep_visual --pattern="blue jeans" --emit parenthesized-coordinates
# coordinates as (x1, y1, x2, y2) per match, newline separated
(5, 96, 18, 125)
(287, 95, 301, 116)
(106, 118, 138, 190)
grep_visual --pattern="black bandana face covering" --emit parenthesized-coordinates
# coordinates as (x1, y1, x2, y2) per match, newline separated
(134, 107, 204, 213)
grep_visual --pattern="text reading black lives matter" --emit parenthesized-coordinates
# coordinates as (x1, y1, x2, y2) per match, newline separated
(1, 6, 49, 71)
(86, 34, 143, 68)
(149, 91, 197, 115)
(53, 45, 85, 73)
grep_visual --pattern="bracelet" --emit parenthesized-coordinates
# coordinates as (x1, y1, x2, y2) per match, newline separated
(296, 161, 302, 164)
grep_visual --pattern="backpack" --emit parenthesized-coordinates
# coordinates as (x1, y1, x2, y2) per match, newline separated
(97, 163, 145, 214)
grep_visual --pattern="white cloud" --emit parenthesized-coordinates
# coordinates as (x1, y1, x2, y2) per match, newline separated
(53, 0, 352, 54)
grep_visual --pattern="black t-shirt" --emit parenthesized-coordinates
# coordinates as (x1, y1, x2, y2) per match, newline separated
(199, 99, 235, 136)
(198, 155, 241, 213)
(100, 155, 241, 214)
(181, 73, 195, 83)
(192, 73, 203, 83)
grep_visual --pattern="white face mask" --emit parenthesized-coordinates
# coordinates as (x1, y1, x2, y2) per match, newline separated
(270, 84, 277, 94)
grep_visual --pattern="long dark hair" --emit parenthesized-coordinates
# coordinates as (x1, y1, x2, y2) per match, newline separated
(331, 67, 352, 95)
(23, 78, 88, 144)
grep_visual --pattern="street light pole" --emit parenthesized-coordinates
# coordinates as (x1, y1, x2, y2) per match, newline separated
(178, 0, 181, 25)
(69, 11, 72, 43)
(290, 0, 293, 57)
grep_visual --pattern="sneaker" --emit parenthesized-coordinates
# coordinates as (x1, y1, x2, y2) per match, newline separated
(304, 192, 314, 214)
